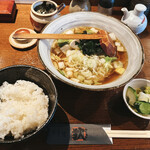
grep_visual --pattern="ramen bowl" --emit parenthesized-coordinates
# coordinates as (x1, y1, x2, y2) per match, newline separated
(0, 65, 57, 143)
(38, 12, 144, 91)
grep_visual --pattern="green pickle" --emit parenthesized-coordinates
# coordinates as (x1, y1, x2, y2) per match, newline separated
(134, 101, 150, 115)
(126, 86, 138, 106)
(127, 86, 150, 116)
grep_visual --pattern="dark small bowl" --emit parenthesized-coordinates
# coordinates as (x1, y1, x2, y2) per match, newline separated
(0, 65, 57, 143)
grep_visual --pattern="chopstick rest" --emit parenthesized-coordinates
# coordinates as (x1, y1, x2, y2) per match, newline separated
(9, 28, 37, 49)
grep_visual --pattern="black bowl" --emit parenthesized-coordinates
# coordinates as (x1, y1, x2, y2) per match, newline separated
(0, 65, 57, 143)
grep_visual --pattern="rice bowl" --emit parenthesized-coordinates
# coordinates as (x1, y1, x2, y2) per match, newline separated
(0, 65, 57, 143)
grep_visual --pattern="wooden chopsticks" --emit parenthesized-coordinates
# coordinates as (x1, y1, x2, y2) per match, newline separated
(12, 33, 105, 40)
(105, 130, 150, 138)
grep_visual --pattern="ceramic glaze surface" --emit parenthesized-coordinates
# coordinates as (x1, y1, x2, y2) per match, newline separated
(123, 79, 150, 120)
(9, 28, 37, 49)
(38, 12, 144, 91)
(30, 0, 65, 32)
(121, 4, 147, 34)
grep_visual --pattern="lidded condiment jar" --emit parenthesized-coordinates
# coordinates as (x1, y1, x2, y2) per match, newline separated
(30, 0, 65, 32)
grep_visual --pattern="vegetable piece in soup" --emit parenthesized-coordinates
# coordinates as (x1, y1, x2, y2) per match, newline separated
(51, 26, 128, 85)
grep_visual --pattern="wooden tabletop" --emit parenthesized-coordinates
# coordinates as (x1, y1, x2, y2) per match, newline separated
(0, 4, 150, 150)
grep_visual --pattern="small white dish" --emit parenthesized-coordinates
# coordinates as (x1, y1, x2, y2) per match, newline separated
(123, 78, 150, 120)
(9, 28, 37, 49)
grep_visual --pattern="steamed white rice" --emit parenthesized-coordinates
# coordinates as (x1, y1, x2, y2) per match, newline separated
(0, 80, 49, 139)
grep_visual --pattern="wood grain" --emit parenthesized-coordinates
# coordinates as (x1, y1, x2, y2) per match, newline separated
(0, 4, 150, 150)
(13, 33, 105, 39)
(0, 0, 16, 22)
(105, 130, 150, 138)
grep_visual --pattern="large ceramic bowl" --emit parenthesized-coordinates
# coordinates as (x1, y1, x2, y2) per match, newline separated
(0, 65, 57, 143)
(123, 78, 150, 120)
(38, 12, 144, 91)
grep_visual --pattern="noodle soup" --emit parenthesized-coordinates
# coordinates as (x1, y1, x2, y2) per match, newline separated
(51, 26, 128, 85)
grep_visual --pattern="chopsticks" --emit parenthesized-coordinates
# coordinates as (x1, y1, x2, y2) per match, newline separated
(105, 130, 150, 138)
(12, 33, 105, 40)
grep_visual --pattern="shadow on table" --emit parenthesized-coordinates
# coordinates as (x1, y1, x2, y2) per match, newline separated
(10, 43, 37, 51)
(0, 105, 69, 150)
(52, 78, 112, 124)
(107, 89, 149, 130)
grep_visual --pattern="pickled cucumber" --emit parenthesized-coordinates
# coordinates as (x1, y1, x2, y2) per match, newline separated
(126, 86, 138, 106)
(134, 101, 150, 115)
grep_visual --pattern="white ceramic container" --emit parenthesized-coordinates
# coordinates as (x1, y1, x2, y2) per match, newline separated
(123, 78, 150, 120)
(30, 0, 65, 32)
(38, 12, 144, 91)
(121, 4, 147, 34)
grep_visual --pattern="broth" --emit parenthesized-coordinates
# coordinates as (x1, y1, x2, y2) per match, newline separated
(50, 26, 128, 85)
(102, 52, 128, 84)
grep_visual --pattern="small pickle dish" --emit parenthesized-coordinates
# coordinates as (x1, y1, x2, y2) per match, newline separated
(123, 78, 150, 120)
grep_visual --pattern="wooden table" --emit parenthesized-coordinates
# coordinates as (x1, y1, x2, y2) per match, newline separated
(0, 4, 150, 150)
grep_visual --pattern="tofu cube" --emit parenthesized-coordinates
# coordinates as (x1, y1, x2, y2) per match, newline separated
(66, 71, 73, 78)
(65, 30, 74, 34)
(109, 32, 116, 41)
(117, 46, 125, 52)
(115, 68, 125, 74)
(90, 27, 99, 33)
(54, 48, 61, 55)
(115, 42, 121, 46)
(58, 62, 65, 69)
